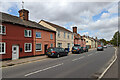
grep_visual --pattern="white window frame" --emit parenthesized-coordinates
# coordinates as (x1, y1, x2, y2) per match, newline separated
(0, 42, 6, 54)
(58, 31, 60, 37)
(50, 34, 53, 39)
(24, 30, 32, 37)
(24, 43, 32, 52)
(67, 33, 69, 39)
(36, 43, 42, 51)
(64, 32, 66, 38)
(72, 34, 74, 39)
(36, 32, 41, 38)
(0, 25, 6, 35)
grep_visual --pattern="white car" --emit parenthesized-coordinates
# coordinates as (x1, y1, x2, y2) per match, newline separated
(103, 46, 107, 48)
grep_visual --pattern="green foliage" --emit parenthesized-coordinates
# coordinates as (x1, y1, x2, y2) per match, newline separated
(110, 31, 120, 46)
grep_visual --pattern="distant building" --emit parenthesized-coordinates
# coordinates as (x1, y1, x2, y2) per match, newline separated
(39, 20, 74, 51)
(73, 27, 86, 47)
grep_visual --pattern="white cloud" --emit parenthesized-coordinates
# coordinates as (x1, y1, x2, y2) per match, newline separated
(0, 1, 118, 40)
(101, 13, 110, 18)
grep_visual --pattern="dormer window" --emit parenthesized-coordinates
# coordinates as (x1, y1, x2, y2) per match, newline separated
(0, 25, 6, 35)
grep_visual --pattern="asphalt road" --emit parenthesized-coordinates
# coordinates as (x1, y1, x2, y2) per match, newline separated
(2, 47, 115, 78)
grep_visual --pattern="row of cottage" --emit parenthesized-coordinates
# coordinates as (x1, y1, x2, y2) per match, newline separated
(0, 9, 101, 60)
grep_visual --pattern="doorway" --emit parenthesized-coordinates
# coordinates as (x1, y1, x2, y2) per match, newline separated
(44, 44, 48, 54)
(12, 45, 19, 60)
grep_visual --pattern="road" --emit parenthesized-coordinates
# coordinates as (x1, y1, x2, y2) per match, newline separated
(2, 47, 115, 79)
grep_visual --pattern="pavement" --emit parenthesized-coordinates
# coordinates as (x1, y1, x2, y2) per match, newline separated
(1, 47, 115, 79)
(1, 48, 96, 68)
(102, 47, 119, 79)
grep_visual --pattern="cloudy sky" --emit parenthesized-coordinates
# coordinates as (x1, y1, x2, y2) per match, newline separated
(0, 0, 119, 41)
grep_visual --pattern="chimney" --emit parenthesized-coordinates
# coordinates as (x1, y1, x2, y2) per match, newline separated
(73, 27, 77, 33)
(18, 9, 29, 20)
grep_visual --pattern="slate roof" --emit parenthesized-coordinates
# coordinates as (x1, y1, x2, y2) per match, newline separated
(40, 20, 73, 33)
(0, 12, 55, 32)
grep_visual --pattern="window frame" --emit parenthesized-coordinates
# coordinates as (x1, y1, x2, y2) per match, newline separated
(67, 33, 69, 39)
(24, 43, 32, 52)
(36, 43, 42, 51)
(0, 25, 6, 35)
(24, 30, 32, 37)
(36, 32, 41, 38)
(0, 42, 6, 54)
(51, 43, 53, 47)
(58, 31, 60, 37)
(64, 32, 66, 38)
(50, 34, 53, 39)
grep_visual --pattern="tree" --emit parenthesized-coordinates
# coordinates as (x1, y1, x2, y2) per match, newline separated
(110, 31, 120, 46)
(99, 38, 107, 45)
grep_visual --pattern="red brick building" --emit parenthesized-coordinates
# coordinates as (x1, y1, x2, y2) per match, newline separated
(0, 9, 55, 60)
(73, 27, 86, 47)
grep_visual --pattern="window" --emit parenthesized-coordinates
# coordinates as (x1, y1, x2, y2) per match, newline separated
(51, 44, 53, 47)
(67, 43, 70, 48)
(0, 42, 6, 54)
(36, 43, 42, 51)
(58, 31, 60, 37)
(58, 43, 62, 47)
(24, 30, 32, 37)
(0, 25, 6, 34)
(67, 33, 69, 39)
(36, 32, 41, 38)
(72, 34, 74, 39)
(25, 43, 32, 52)
(50, 34, 53, 39)
(64, 32, 66, 38)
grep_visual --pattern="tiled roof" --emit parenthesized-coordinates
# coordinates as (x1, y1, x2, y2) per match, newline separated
(40, 20, 73, 33)
(0, 12, 55, 32)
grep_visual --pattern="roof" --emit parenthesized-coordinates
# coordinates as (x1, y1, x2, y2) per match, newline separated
(0, 12, 55, 32)
(40, 20, 73, 33)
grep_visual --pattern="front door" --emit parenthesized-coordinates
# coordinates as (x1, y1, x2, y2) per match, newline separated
(12, 45, 19, 60)
(44, 45, 48, 54)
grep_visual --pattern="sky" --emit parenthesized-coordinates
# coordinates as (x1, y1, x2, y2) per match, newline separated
(0, 0, 119, 41)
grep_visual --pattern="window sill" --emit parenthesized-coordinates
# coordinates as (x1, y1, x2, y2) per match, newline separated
(36, 37, 42, 39)
(25, 51, 32, 52)
(0, 53, 6, 55)
(0, 33, 6, 35)
(36, 50, 42, 52)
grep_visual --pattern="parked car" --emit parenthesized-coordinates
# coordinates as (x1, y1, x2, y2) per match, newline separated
(72, 46, 82, 54)
(83, 46, 88, 52)
(103, 46, 107, 48)
(46, 47, 68, 58)
(97, 46, 104, 51)
(80, 47, 85, 53)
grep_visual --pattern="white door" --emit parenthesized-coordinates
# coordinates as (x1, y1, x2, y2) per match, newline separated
(12, 45, 19, 60)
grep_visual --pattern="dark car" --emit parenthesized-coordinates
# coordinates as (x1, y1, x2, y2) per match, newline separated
(72, 46, 82, 54)
(97, 46, 104, 51)
(46, 47, 68, 58)
(80, 47, 84, 53)
(83, 47, 88, 52)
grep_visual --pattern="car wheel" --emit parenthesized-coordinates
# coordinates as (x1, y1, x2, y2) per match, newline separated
(57, 54, 60, 58)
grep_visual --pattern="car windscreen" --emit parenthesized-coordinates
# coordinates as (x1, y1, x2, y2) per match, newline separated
(72, 46, 78, 49)
(47, 48, 54, 52)
(98, 47, 102, 48)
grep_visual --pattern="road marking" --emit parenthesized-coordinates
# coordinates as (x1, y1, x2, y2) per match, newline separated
(24, 63, 63, 77)
(72, 56, 85, 61)
(88, 53, 93, 56)
(97, 47, 117, 80)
